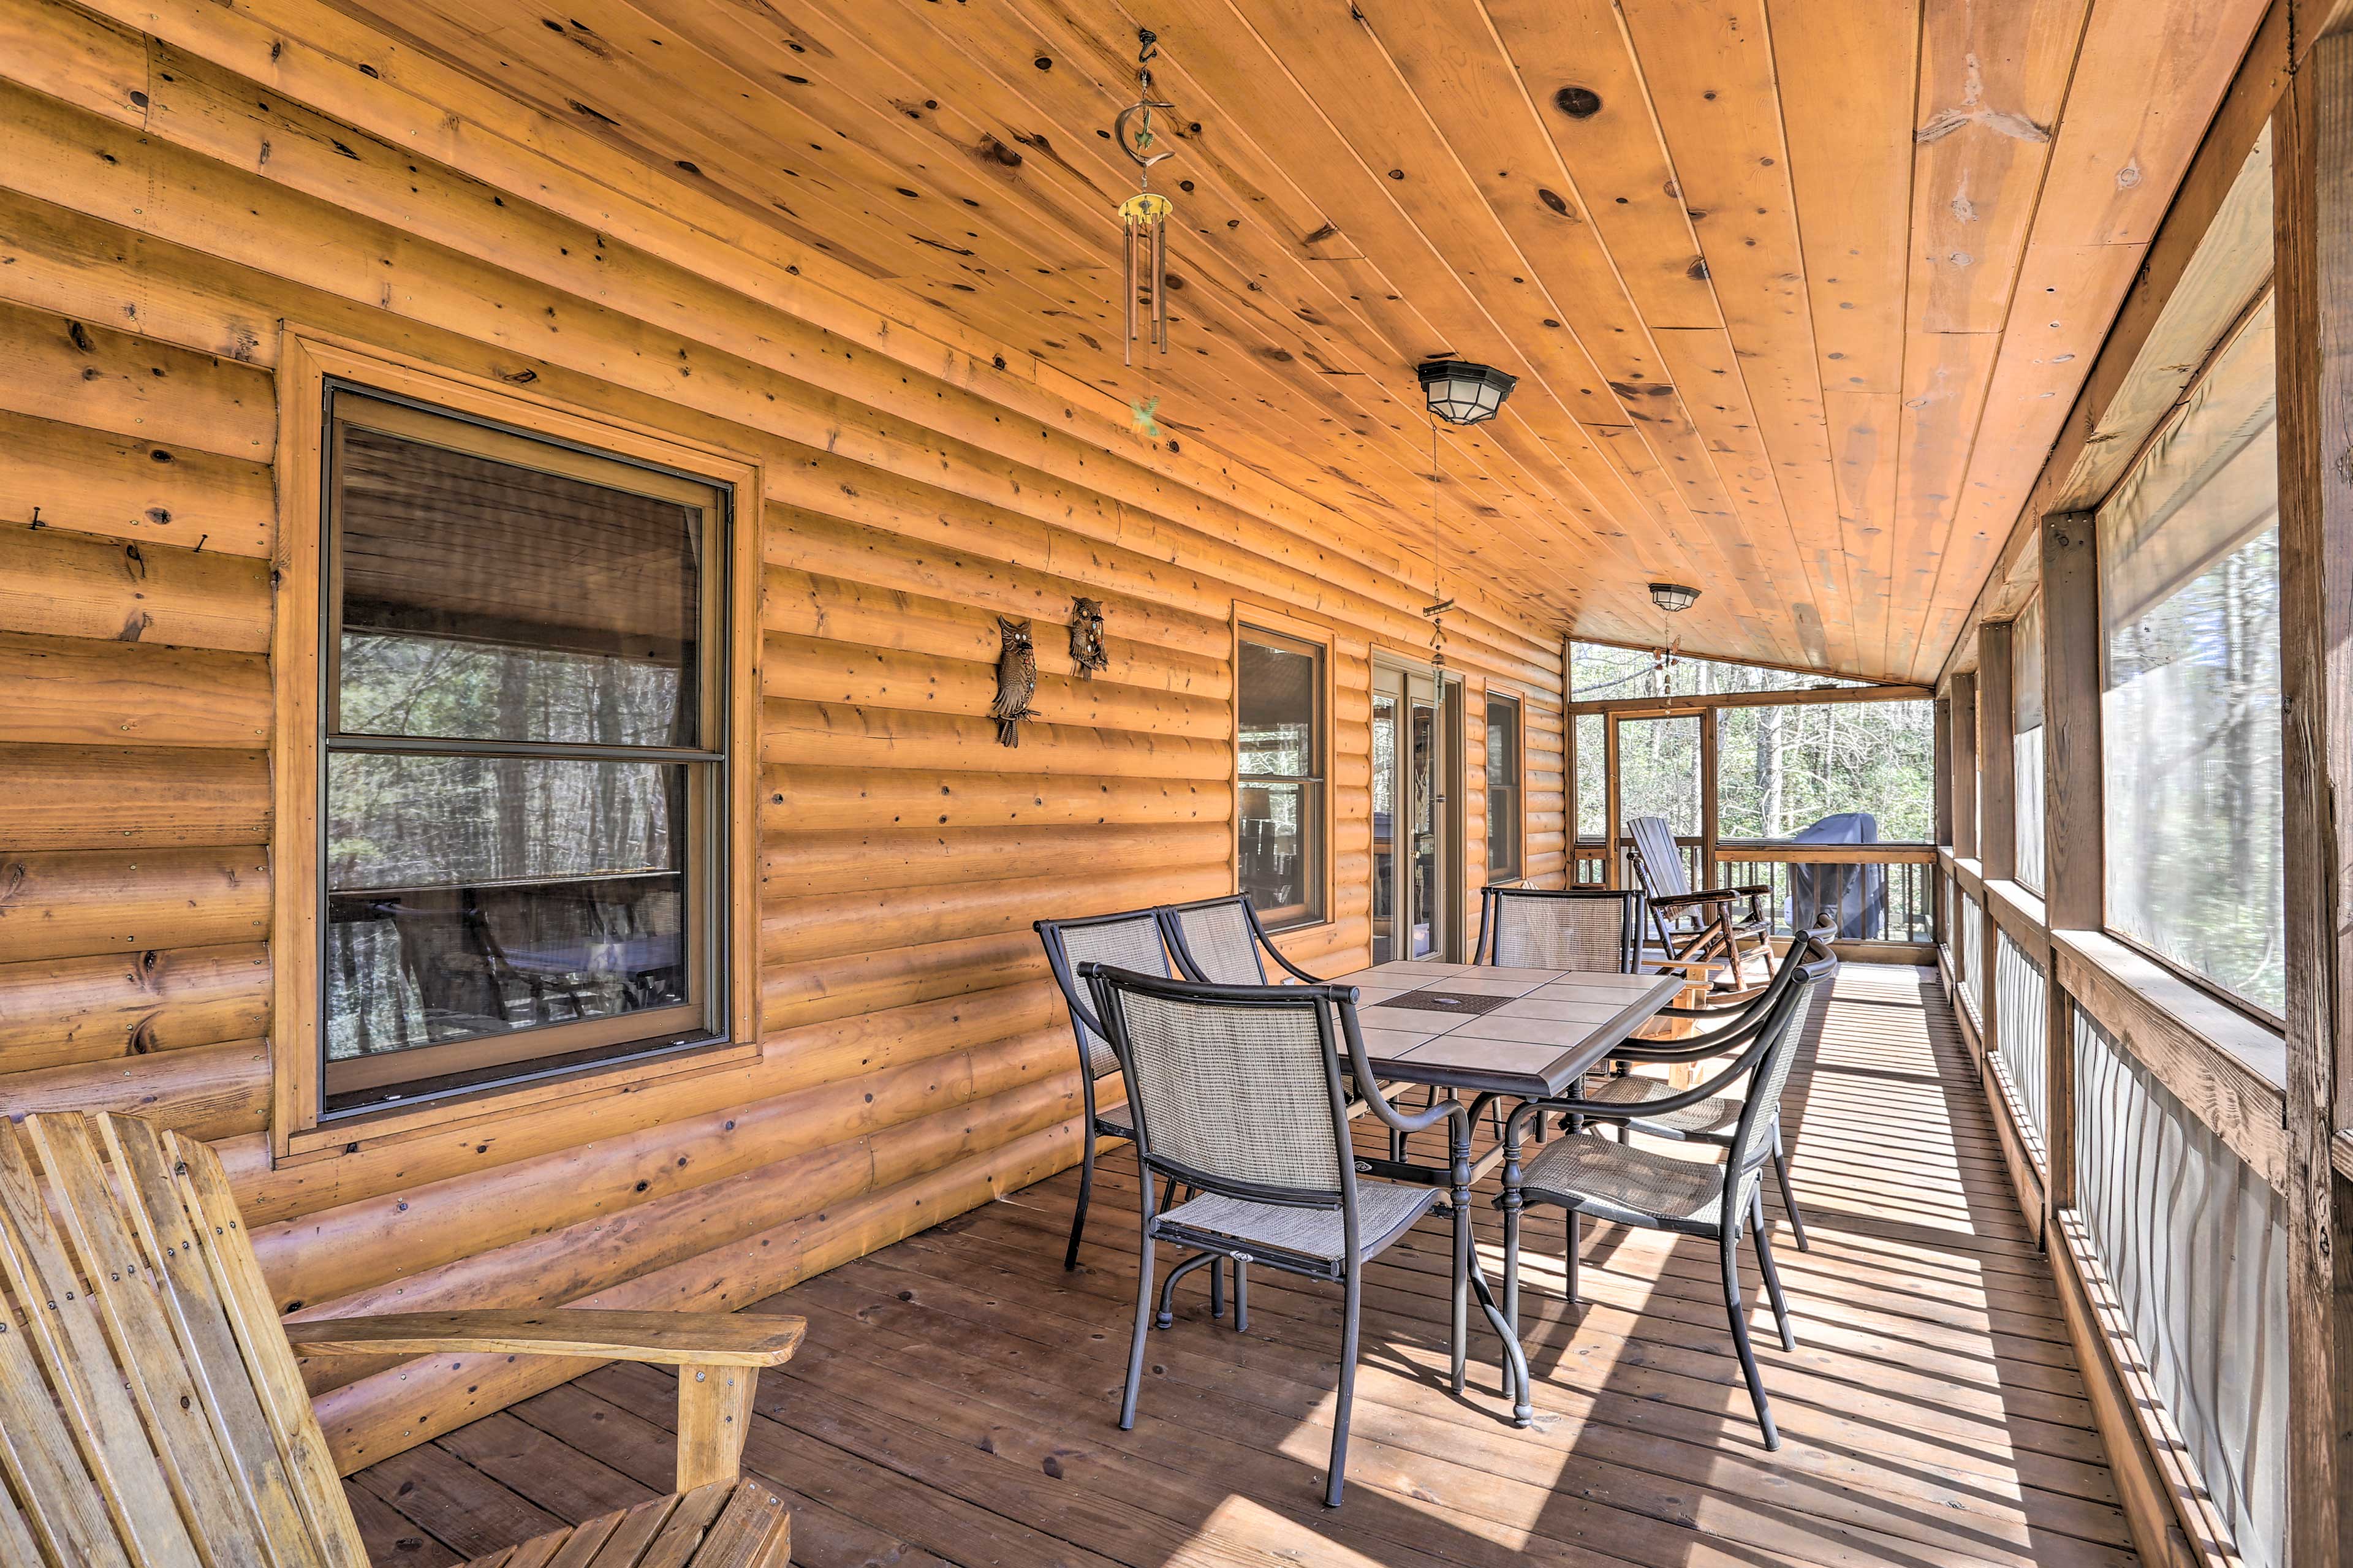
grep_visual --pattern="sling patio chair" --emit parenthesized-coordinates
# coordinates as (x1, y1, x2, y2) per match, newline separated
(1623, 814, 1775, 996)
(0, 1111, 801, 1568)
(1576, 926, 1832, 1249)
(1158, 893, 1325, 985)
(1080, 961, 1467, 1507)
(1036, 907, 1185, 1274)
(1497, 936, 1839, 1449)
(1473, 885, 1646, 971)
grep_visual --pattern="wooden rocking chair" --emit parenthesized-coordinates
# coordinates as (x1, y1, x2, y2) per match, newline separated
(1622, 815, 1775, 998)
(0, 1111, 803, 1568)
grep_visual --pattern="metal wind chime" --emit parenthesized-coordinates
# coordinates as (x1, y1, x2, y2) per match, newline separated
(1114, 28, 1175, 365)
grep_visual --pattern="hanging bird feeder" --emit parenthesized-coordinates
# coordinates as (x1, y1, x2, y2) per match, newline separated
(1113, 29, 1175, 365)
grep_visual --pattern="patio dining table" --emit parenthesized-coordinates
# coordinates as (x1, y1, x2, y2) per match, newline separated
(1317, 959, 1687, 1425)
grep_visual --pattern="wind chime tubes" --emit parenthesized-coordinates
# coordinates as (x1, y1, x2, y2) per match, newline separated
(1114, 29, 1175, 365)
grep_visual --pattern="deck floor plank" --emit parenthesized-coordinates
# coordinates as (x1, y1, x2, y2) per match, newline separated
(352, 964, 2138, 1568)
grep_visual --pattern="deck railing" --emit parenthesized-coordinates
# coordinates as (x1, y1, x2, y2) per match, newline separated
(1569, 837, 1936, 950)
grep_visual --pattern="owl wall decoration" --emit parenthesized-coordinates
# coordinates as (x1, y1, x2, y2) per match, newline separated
(1067, 596, 1108, 680)
(991, 618, 1039, 747)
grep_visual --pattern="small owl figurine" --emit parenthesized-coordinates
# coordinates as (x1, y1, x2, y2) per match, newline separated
(991, 617, 1039, 747)
(1068, 596, 1108, 680)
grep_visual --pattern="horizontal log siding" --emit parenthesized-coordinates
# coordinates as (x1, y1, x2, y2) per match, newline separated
(0, 0, 1559, 1474)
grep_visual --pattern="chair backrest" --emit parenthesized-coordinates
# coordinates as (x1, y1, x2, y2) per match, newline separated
(1158, 896, 1268, 985)
(0, 1112, 369, 1568)
(1728, 937, 1841, 1177)
(1035, 910, 1175, 1079)
(1082, 965, 1357, 1211)
(1477, 887, 1644, 971)
(1623, 816, 1694, 898)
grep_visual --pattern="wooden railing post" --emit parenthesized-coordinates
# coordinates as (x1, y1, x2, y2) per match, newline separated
(2039, 511, 2101, 1221)
(2273, 30, 2353, 1566)
(1951, 671, 1980, 862)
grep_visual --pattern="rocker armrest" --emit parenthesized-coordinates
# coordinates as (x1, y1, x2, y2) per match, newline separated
(290, 1308, 805, 1493)
(286, 1308, 806, 1366)
(1725, 883, 1773, 899)
(1647, 888, 1737, 911)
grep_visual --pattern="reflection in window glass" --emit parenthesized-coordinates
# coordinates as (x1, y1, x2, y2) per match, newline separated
(1485, 695, 1521, 882)
(2101, 298, 2282, 1015)
(322, 393, 727, 1114)
(1715, 701, 1934, 842)
(1237, 629, 1325, 928)
(2013, 597, 2046, 892)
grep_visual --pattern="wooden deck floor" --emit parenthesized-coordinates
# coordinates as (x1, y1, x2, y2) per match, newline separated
(346, 965, 2135, 1568)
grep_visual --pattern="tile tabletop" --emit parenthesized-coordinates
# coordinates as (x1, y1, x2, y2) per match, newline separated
(1321, 961, 1687, 1099)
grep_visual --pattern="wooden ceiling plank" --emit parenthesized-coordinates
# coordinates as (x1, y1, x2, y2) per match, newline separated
(340, 0, 1038, 298)
(1479, 0, 1724, 333)
(536, 0, 1618, 618)
(1768, 0, 1919, 678)
(1104, 0, 1715, 571)
(1366, 0, 1817, 662)
(1195, 0, 1803, 656)
(908, 0, 1684, 607)
(787, 0, 1646, 600)
(1612, 0, 1846, 672)
(1899, 0, 2274, 675)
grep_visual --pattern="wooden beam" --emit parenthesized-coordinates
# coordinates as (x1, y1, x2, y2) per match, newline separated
(1951, 670, 1981, 862)
(2273, 28, 2353, 1568)
(2039, 510, 2101, 1220)
(1566, 683, 1931, 717)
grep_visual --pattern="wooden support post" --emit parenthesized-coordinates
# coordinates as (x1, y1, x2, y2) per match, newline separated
(1933, 696, 1953, 850)
(2274, 31, 2353, 1568)
(1699, 703, 1720, 893)
(1602, 715, 1623, 890)
(1977, 627, 2015, 1088)
(1952, 672, 1980, 862)
(1562, 634, 1577, 888)
(676, 1365, 760, 1493)
(1979, 621, 2018, 884)
(2039, 510, 2101, 1220)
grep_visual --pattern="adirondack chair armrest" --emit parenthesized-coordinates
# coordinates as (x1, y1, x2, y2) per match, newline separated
(289, 1309, 803, 1492)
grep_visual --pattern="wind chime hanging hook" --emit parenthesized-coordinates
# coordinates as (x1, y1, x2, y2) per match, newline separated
(1114, 28, 1175, 365)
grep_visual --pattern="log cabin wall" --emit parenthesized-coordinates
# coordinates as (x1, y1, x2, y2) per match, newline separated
(0, 0, 1563, 1470)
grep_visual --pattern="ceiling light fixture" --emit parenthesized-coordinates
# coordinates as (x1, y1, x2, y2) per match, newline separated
(1649, 582, 1700, 613)
(1417, 360, 1518, 425)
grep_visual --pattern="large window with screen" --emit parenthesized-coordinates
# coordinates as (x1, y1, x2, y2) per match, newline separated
(2099, 299, 2282, 1016)
(319, 389, 732, 1115)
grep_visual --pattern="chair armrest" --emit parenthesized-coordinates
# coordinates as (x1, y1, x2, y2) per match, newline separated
(287, 1308, 806, 1367)
(1722, 884, 1773, 899)
(291, 1309, 801, 1493)
(1648, 888, 1735, 911)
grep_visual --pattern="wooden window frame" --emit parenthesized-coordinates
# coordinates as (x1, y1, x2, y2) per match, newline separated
(271, 331, 762, 1162)
(1232, 608, 1333, 933)
(1484, 687, 1525, 884)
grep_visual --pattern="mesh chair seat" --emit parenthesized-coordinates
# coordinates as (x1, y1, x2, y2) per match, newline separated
(1094, 1101, 1133, 1136)
(1520, 1134, 1757, 1229)
(1158, 1181, 1438, 1264)
(1580, 1073, 1742, 1137)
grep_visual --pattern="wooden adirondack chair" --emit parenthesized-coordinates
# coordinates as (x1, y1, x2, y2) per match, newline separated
(0, 1111, 803, 1568)
(1621, 815, 1775, 996)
